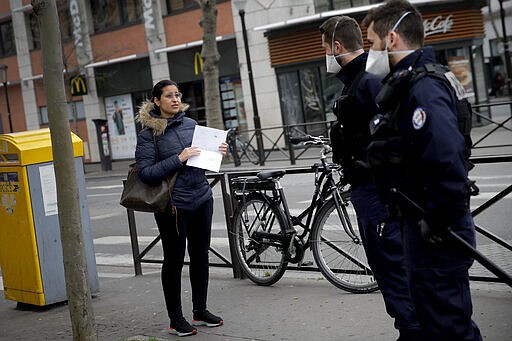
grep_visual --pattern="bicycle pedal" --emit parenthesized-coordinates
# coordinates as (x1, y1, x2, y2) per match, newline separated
(299, 261, 313, 267)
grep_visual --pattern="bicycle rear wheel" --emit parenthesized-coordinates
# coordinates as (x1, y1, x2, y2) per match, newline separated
(243, 142, 260, 165)
(237, 137, 259, 165)
(311, 195, 378, 293)
(232, 193, 288, 286)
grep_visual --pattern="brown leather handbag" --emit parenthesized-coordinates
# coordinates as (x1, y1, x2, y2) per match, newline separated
(120, 135, 179, 212)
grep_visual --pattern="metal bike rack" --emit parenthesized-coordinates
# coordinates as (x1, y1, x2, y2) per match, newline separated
(125, 173, 237, 276)
(125, 158, 512, 286)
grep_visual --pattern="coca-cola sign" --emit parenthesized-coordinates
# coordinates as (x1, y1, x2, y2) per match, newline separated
(424, 15, 453, 37)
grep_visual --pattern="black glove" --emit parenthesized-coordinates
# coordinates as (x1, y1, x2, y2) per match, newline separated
(419, 219, 444, 245)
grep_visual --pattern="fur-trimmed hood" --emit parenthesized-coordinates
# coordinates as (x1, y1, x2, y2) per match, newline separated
(135, 100, 190, 136)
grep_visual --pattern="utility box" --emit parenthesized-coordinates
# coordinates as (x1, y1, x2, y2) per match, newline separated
(0, 128, 99, 306)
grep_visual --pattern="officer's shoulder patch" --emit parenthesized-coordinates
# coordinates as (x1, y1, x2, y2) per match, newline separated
(412, 107, 427, 130)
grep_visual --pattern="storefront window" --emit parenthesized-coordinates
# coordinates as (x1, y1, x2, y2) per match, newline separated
(488, 37, 511, 96)
(300, 68, 325, 136)
(39, 102, 85, 125)
(320, 66, 342, 123)
(0, 20, 15, 58)
(91, 0, 142, 33)
(105, 94, 138, 159)
(436, 47, 475, 98)
(180, 80, 206, 125)
(220, 76, 247, 130)
(277, 72, 304, 130)
(277, 65, 330, 137)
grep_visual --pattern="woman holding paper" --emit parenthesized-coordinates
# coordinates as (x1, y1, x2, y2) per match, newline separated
(135, 79, 228, 337)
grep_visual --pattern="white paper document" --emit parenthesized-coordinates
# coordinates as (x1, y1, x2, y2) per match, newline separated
(187, 125, 228, 172)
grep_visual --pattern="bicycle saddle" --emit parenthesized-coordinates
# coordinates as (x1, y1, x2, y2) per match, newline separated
(257, 170, 286, 180)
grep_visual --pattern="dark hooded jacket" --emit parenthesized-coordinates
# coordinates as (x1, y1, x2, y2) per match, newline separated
(134, 100, 212, 210)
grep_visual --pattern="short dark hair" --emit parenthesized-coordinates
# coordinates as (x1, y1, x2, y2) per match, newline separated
(319, 16, 363, 51)
(151, 79, 178, 102)
(362, 0, 424, 48)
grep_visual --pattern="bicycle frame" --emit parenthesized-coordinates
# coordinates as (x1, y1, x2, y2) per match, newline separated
(230, 135, 378, 292)
(267, 141, 359, 251)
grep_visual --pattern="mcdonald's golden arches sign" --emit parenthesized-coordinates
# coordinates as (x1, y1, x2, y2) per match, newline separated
(70, 74, 88, 96)
(194, 52, 204, 75)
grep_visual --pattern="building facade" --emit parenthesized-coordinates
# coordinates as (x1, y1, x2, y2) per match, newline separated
(251, 0, 489, 137)
(0, 0, 492, 163)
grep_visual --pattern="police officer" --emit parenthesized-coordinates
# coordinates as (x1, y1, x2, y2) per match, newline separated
(362, 1, 482, 339)
(320, 16, 421, 340)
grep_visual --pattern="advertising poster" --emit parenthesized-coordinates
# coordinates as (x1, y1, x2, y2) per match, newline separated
(105, 94, 137, 159)
(447, 56, 474, 98)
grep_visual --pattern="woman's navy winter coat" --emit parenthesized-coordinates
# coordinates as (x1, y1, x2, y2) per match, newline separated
(135, 100, 212, 210)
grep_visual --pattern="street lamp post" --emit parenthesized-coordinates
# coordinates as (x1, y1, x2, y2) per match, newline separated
(234, 0, 265, 166)
(0, 64, 13, 133)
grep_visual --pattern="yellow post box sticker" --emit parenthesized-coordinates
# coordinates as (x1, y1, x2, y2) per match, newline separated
(0, 172, 19, 214)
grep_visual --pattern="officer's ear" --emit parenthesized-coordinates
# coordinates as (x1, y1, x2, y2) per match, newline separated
(333, 40, 344, 55)
(388, 31, 400, 49)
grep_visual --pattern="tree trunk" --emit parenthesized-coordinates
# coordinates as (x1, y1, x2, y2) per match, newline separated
(197, 0, 223, 129)
(31, 1, 97, 340)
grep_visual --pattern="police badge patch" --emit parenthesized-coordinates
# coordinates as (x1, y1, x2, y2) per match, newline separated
(412, 107, 426, 130)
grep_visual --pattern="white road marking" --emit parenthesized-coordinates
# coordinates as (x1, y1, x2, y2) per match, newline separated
(475, 183, 511, 188)
(471, 192, 512, 200)
(97, 272, 132, 279)
(471, 175, 512, 180)
(87, 193, 121, 197)
(87, 185, 124, 190)
(94, 236, 229, 247)
(90, 212, 124, 221)
(94, 236, 157, 244)
(95, 254, 136, 266)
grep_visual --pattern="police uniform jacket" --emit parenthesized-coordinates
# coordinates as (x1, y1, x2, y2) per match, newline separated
(384, 47, 469, 231)
(335, 52, 383, 186)
(135, 100, 212, 210)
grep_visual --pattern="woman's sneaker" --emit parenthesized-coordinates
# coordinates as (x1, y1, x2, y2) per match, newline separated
(169, 317, 198, 337)
(192, 310, 224, 327)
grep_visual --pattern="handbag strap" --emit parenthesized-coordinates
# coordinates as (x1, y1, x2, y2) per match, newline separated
(152, 130, 180, 195)
(152, 133, 159, 162)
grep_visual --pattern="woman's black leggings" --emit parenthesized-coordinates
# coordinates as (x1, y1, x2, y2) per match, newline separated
(154, 198, 213, 319)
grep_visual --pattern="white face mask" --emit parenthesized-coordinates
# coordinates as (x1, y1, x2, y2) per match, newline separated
(365, 11, 416, 77)
(326, 49, 363, 74)
(365, 48, 390, 77)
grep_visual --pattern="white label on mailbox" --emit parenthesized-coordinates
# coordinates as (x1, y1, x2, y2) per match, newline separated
(39, 164, 58, 216)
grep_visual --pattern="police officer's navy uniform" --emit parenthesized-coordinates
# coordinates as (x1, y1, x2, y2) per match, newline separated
(333, 53, 421, 338)
(374, 46, 482, 340)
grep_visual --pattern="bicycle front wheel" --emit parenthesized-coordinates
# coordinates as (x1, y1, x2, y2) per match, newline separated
(311, 196, 378, 293)
(232, 193, 288, 286)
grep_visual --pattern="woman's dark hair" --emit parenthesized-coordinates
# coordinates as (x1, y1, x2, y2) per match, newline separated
(151, 79, 178, 102)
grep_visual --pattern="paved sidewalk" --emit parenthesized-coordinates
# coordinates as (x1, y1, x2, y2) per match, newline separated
(0, 267, 511, 340)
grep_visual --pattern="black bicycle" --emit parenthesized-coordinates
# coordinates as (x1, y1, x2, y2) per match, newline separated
(230, 135, 378, 293)
(226, 128, 259, 165)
